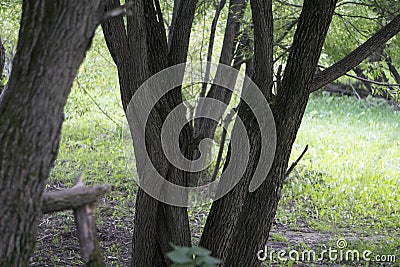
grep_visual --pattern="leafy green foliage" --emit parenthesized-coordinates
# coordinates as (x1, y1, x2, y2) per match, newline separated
(166, 245, 221, 267)
(0, 1, 21, 84)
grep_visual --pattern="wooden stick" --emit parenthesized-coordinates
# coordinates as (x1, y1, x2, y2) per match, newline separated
(42, 184, 110, 214)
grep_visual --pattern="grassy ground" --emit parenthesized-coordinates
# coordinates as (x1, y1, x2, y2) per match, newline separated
(26, 33, 400, 266)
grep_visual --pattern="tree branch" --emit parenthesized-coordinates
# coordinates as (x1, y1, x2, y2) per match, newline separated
(200, 0, 227, 98)
(286, 145, 308, 176)
(311, 15, 400, 92)
(42, 184, 111, 214)
(101, 0, 129, 68)
(346, 72, 400, 87)
(211, 107, 237, 182)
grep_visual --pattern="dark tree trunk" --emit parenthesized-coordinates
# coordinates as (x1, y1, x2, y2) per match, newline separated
(102, 1, 197, 266)
(0, 1, 103, 265)
(0, 36, 4, 84)
(384, 54, 400, 84)
(354, 66, 374, 93)
(199, 0, 274, 261)
(223, 1, 337, 264)
(201, 1, 338, 266)
(194, 0, 247, 143)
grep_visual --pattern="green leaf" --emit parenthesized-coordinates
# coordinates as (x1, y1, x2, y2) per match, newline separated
(190, 246, 212, 256)
(166, 249, 192, 264)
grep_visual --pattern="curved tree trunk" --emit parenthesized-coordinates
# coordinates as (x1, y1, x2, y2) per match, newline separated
(0, 1, 103, 265)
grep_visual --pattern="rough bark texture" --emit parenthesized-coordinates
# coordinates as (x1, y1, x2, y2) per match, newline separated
(199, 0, 273, 261)
(250, 0, 274, 100)
(99, 0, 400, 266)
(102, 1, 197, 266)
(223, 1, 337, 266)
(200, 1, 337, 265)
(0, 36, 4, 83)
(0, 1, 103, 265)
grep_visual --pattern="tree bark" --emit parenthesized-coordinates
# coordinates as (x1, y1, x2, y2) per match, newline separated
(200, 1, 337, 266)
(224, 0, 337, 265)
(102, 0, 198, 266)
(193, 0, 247, 143)
(99, 1, 400, 266)
(199, 0, 273, 262)
(0, 1, 103, 266)
(0, 36, 4, 84)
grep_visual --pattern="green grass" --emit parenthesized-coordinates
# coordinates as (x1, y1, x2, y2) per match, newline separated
(278, 94, 400, 234)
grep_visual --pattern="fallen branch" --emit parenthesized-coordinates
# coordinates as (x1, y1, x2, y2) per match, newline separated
(42, 184, 110, 214)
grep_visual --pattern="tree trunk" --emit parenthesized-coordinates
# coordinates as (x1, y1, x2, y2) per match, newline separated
(200, 1, 337, 266)
(0, 1, 103, 265)
(384, 53, 400, 84)
(102, 0, 198, 265)
(0, 36, 4, 84)
(194, 0, 247, 142)
(199, 0, 274, 260)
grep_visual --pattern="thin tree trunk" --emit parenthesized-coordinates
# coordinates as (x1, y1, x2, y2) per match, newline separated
(0, 36, 4, 84)
(199, 0, 273, 261)
(384, 54, 400, 84)
(0, 1, 103, 265)
(199, 0, 227, 98)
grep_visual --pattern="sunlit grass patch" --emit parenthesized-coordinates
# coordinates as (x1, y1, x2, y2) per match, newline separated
(279, 95, 400, 233)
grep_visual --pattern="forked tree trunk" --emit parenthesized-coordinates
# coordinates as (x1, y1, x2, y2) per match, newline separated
(101, 0, 400, 265)
(200, 1, 338, 265)
(223, 2, 338, 265)
(0, 1, 103, 265)
(103, 0, 198, 265)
